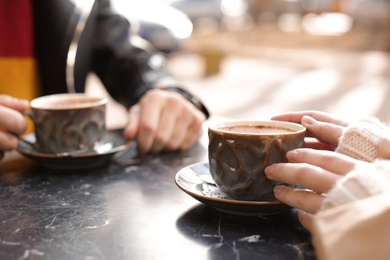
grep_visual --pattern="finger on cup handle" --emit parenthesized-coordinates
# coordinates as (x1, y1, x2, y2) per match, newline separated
(16, 134, 36, 150)
(0, 106, 28, 136)
(6, 132, 37, 153)
(0, 131, 20, 151)
(0, 100, 29, 152)
(0, 95, 29, 111)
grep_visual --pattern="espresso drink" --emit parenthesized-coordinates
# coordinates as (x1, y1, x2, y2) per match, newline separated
(208, 121, 305, 201)
(34, 97, 103, 110)
(27, 94, 108, 154)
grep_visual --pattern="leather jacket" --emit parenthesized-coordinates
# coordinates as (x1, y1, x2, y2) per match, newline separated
(32, 0, 208, 116)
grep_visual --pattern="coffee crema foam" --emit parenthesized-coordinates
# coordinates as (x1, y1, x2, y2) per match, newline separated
(36, 98, 102, 109)
(220, 125, 294, 134)
(50, 99, 95, 107)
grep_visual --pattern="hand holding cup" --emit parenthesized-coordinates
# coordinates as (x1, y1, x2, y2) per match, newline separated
(0, 95, 29, 160)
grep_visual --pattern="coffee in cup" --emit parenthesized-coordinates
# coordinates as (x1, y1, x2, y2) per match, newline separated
(208, 120, 305, 201)
(23, 93, 108, 154)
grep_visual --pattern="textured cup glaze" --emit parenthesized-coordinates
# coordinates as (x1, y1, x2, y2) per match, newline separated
(208, 121, 305, 201)
(28, 94, 108, 154)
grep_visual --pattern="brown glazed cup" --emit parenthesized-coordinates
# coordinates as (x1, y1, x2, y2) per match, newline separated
(208, 120, 306, 201)
(23, 93, 108, 154)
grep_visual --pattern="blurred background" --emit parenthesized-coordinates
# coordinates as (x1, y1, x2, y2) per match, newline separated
(90, 0, 390, 128)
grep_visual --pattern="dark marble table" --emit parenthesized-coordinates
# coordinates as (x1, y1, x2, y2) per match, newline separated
(0, 141, 315, 260)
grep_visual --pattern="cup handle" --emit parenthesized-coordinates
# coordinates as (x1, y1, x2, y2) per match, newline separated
(17, 136, 37, 149)
(22, 110, 33, 119)
(18, 111, 38, 150)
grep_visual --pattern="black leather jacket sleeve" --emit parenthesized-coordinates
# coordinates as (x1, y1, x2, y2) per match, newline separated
(33, 0, 208, 117)
(91, 0, 209, 117)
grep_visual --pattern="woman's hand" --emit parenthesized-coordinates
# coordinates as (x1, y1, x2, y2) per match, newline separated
(124, 89, 206, 155)
(0, 95, 29, 160)
(265, 148, 365, 230)
(272, 110, 349, 150)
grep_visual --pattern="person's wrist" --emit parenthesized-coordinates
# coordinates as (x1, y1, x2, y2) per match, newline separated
(161, 86, 209, 118)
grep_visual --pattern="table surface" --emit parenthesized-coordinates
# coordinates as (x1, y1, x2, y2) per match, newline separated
(0, 139, 315, 260)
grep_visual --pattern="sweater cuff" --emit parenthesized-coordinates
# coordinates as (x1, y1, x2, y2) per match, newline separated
(320, 160, 390, 211)
(335, 117, 387, 162)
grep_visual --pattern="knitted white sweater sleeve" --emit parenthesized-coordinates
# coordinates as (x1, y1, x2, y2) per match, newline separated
(321, 160, 390, 210)
(320, 117, 390, 210)
(335, 117, 387, 162)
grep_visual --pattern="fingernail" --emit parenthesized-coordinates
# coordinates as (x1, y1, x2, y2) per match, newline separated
(286, 150, 298, 161)
(273, 185, 284, 195)
(301, 116, 315, 127)
(298, 210, 308, 221)
(264, 165, 274, 176)
(22, 100, 29, 106)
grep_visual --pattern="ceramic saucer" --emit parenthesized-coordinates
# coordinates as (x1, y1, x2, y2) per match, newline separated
(175, 162, 291, 216)
(17, 129, 134, 170)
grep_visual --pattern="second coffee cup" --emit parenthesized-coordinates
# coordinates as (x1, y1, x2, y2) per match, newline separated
(24, 93, 108, 154)
(208, 120, 305, 201)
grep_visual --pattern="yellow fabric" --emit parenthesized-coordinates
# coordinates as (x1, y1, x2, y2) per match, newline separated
(0, 58, 40, 99)
(0, 58, 40, 133)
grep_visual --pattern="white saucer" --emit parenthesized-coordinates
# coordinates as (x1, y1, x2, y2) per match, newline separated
(17, 129, 134, 170)
(175, 162, 291, 216)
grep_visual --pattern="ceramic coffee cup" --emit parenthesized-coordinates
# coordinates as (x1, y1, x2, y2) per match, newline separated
(22, 93, 108, 154)
(208, 120, 306, 201)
